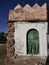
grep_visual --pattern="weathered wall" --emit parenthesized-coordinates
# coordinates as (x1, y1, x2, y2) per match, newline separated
(7, 3, 47, 57)
(14, 22, 48, 56)
(7, 22, 15, 57)
(0, 44, 6, 57)
(8, 4, 47, 21)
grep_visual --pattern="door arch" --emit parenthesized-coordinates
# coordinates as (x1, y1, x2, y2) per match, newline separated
(27, 29, 39, 54)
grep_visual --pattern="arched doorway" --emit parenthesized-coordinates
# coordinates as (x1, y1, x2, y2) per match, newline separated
(27, 29, 39, 54)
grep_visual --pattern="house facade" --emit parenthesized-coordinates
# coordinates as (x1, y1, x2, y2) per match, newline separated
(7, 3, 48, 57)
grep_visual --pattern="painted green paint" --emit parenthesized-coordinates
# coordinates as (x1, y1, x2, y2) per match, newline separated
(27, 29, 39, 54)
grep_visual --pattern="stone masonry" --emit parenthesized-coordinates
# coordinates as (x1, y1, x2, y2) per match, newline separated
(7, 3, 47, 57)
(7, 22, 15, 57)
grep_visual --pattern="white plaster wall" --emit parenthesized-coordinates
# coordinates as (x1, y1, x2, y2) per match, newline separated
(14, 22, 48, 56)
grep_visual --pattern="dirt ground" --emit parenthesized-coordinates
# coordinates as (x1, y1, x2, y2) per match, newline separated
(0, 56, 47, 65)
(0, 44, 49, 65)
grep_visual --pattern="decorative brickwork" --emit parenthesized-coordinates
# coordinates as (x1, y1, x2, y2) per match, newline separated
(8, 4, 47, 22)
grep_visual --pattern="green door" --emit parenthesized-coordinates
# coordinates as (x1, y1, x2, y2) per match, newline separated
(27, 29, 39, 54)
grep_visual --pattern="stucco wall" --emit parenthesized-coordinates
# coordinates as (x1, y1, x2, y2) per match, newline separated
(14, 22, 48, 56)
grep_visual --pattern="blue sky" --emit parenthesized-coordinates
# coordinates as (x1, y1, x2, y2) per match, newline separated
(0, 0, 49, 33)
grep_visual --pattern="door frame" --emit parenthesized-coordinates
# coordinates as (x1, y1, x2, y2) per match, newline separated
(26, 29, 39, 54)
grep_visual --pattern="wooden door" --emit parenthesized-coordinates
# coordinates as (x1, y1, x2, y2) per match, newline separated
(27, 29, 39, 54)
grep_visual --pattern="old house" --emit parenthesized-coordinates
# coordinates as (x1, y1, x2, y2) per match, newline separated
(7, 3, 48, 57)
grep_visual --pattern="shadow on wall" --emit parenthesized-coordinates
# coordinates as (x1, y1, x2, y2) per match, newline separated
(45, 4, 49, 65)
(45, 56, 49, 65)
(47, 4, 49, 33)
